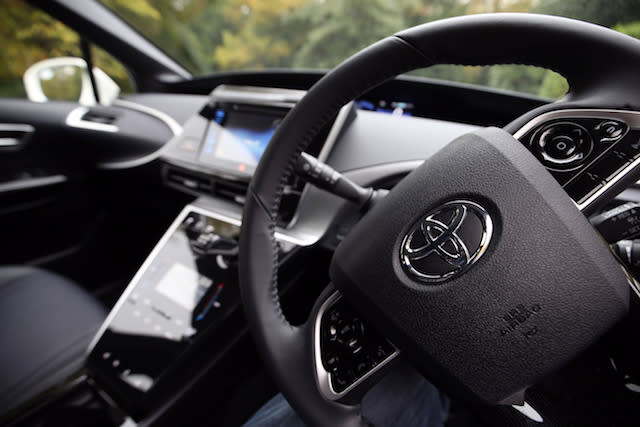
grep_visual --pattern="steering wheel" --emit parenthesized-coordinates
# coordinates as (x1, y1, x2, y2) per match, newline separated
(239, 14, 638, 426)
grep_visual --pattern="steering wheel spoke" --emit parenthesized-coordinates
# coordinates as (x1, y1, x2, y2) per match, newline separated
(313, 289, 400, 404)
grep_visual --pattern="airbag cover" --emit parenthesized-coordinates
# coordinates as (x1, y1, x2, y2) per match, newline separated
(330, 127, 630, 404)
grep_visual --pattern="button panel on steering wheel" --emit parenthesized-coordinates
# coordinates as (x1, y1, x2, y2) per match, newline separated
(318, 294, 397, 395)
(513, 111, 640, 210)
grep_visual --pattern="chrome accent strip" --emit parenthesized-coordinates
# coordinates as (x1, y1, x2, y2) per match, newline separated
(66, 106, 118, 133)
(513, 109, 640, 212)
(0, 138, 21, 147)
(112, 99, 183, 136)
(119, 417, 138, 427)
(576, 154, 640, 211)
(209, 84, 306, 108)
(0, 123, 35, 132)
(513, 109, 640, 140)
(621, 265, 640, 299)
(0, 124, 34, 147)
(285, 103, 353, 229)
(313, 291, 399, 401)
(512, 401, 544, 423)
(0, 175, 67, 194)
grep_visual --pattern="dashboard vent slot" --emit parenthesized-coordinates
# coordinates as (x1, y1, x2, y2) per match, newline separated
(163, 165, 303, 227)
(166, 168, 213, 194)
(81, 109, 118, 125)
(214, 179, 248, 204)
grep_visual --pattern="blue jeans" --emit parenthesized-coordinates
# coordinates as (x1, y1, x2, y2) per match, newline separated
(243, 363, 449, 426)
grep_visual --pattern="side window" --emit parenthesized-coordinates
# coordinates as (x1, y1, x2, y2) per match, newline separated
(0, 0, 134, 101)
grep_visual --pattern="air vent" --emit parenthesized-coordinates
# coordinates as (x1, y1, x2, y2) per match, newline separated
(165, 168, 213, 194)
(81, 109, 118, 125)
(214, 179, 248, 204)
(163, 165, 303, 226)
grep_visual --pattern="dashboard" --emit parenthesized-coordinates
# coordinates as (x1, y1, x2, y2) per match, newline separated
(4, 74, 640, 426)
(155, 84, 640, 249)
(75, 81, 640, 419)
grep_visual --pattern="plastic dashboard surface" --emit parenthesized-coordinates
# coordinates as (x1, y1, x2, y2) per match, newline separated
(159, 85, 640, 249)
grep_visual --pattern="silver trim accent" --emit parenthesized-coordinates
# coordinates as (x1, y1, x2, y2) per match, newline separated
(209, 84, 306, 108)
(400, 200, 493, 283)
(0, 138, 21, 147)
(621, 264, 640, 299)
(577, 155, 640, 211)
(0, 174, 67, 194)
(66, 106, 118, 133)
(97, 146, 169, 170)
(512, 401, 544, 423)
(513, 109, 640, 140)
(280, 103, 354, 229)
(87, 204, 304, 356)
(316, 102, 353, 163)
(513, 109, 640, 212)
(0, 123, 34, 147)
(313, 291, 399, 401)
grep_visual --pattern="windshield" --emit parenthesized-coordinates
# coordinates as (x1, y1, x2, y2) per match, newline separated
(99, 0, 640, 99)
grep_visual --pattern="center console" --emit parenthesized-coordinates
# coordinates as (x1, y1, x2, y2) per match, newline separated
(86, 207, 262, 415)
(82, 85, 349, 420)
(5, 86, 353, 426)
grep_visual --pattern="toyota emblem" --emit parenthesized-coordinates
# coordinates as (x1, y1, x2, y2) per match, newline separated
(400, 200, 493, 283)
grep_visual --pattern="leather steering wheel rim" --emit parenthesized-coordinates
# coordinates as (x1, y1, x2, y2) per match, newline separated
(239, 13, 640, 427)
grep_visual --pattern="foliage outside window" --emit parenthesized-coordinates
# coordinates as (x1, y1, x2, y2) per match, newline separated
(100, 0, 640, 99)
(0, 0, 133, 99)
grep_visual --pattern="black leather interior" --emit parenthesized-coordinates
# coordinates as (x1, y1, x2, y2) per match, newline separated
(0, 266, 106, 416)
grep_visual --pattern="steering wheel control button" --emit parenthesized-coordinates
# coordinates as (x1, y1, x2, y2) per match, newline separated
(546, 135, 577, 159)
(320, 296, 396, 394)
(616, 131, 640, 160)
(565, 171, 603, 203)
(533, 122, 592, 169)
(596, 120, 627, 142)
(400, 200, 493, 284)
(588, 152, 630, 182)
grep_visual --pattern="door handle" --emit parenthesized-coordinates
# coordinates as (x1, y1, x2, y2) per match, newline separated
(0, 124, 35, 149)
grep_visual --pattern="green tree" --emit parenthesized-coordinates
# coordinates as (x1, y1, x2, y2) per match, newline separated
(0, 0, 81, 97)
(535, 0, 640, 27)
(213, 0, 306, 70)
(101, 0, 221, 73)
(287, 0, 407, 69)
(615, 20, 640, 39)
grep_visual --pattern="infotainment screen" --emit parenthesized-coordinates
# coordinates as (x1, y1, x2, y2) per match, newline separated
(87, 210, 242, 398)
(199, 106, 286, 176)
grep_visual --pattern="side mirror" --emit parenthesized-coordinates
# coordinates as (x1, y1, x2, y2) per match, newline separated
(23, 57, 120, 106)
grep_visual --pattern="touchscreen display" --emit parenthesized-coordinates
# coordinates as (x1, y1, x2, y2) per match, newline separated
(88, 211, 241, 396)
(155, 263, 212, 311)
(199, 107, 285, 175)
